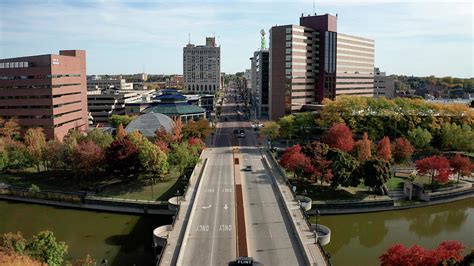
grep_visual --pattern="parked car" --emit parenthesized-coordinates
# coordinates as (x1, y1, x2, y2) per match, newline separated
(238, 129, 245, 138)
(245, 165, 252, 171)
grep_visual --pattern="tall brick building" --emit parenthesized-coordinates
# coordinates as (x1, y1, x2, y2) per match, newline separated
(0, 50, 88, 140)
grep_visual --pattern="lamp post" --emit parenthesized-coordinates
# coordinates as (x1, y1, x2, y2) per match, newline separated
(150, 177, 154, 201)
(101, 259, 108, 266)
(315, 210, 320, 244)
(176, 190, 180, 220)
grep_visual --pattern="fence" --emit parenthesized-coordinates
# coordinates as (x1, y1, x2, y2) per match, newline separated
(0, 186, 85, 203)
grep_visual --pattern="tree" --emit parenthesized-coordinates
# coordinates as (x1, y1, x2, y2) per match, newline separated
(72, 141, 105, 178)
(278, 115, 296, 140)
(128, 131, 169, 179)
(449, 154, 473, 183)
(24, 128, 47, 172)
(169, 142, 197, 175)
(328, 149, 361, 187)
(260, 121, 280, 147)
(379, 240, 465, 266)
(407, 127, 432, 149)
(311, 155, 333, 185)
(84, 129, 113, 149)
(26, 231, 68, 266)
(106, 137, 140, 178)
(182, 120, 198, 140)
(294, 112, 314, 138)
(323, 123, 355, 152)
(0, 117, 21, 140)
(43, 138, 63, 171)
(188, 137, 205, 153)
(196, 118, 211, 140)
(440, 123, 474, 152)
(171, 117, 183, 143)
(4, 139, 30, 169)
(362, 158, 392, 192)
(109, 114, 133, 128)
(115, 124, 127, 140)
(354, 132, 372, 162)
(377, 136, 392, 161)
(279, 145, 312, 179)
(393, 138, 415, 163)
(0, 138, 8, 171)
(0, 231, 27, 254)
(155, 126, 172, 153)
(416, 155, 452, 185)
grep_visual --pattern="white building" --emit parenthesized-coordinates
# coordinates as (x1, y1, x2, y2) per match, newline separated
(87, 77, 134, 91)
(183, 37, 221, 93)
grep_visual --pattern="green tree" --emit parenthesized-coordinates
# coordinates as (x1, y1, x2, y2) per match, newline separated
(407, 127, 432, 149)
(294, 112, 314, 139)
(278, 115, 296, 141)
(0, 232, 27, 254)
(362, 158, 392, 192)
(84, 128, 114, 149)
(440, 123, 474, 152)
(129, 131, 169, 179)
(0, 138, 8, 171)
(260, 121, 280, 147)
(109, 114, 134, 128)
(4, 139, 30, 169)
(328, 149, 361, 188)
(24, 128, 47, 172)
(169, 142, 197, 175)
(26, 231, 68, 266)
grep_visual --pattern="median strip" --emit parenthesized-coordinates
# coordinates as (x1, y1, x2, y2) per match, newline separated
(233, 147, 248, 257)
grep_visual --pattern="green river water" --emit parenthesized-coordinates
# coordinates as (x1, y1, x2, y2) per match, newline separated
(1, 198, 473, 266)
(0, 200, 171, 265)
(319, 198, 474, 266)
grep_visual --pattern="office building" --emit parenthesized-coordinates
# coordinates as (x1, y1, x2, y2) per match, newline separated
(269, 13, 374, 120)
(183, 37, 221, 93)
(87, 76, 133, 91)
(374, 67, 395, 99)
(0, 50, 88, 140)
(87, 89, 143, 125)
(250, 50, 270, 118)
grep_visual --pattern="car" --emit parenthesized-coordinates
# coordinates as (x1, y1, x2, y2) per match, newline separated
(238, 129, 245, 138)
(245, 165, 252, 171)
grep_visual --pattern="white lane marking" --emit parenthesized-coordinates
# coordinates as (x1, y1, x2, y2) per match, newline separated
(222, 188, 232, 193)
(202, 204, 212, 209)
(210, 155, 223, 264)
(224, 204, 228, 210)
(204, 188, 215, 193)
(219, 224, 232, 232)
(269, 229, 273, 239)
(196, 225, 210, 232)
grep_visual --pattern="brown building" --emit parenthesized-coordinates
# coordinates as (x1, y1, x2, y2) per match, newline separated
(269, 14, 374, 120)
(0, 50, 88, 140)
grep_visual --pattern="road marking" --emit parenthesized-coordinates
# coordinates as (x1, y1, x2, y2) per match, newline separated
(210, 155, 223, 264)
(202, 204, 212, 209)
(219, 224, 232, 232)
(269, 229, 273, 239)
(222, 188, 233, 193)
(196, 224, 209, 232)
(224, 204, 228, 210)
(204, 188, 215, 193)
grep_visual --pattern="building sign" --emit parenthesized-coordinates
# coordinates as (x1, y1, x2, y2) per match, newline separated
(52, 58, 60, 65)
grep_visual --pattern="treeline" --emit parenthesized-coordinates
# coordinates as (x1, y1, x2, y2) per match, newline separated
(394, 75, 473, 91)
(0, 117, 211, 182)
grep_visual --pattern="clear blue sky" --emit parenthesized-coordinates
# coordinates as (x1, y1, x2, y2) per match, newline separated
(0, 0, 472, 77)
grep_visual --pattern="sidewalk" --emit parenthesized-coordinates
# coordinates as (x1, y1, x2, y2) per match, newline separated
(262, 150, 328, 266)
(159, 150, 209, 266)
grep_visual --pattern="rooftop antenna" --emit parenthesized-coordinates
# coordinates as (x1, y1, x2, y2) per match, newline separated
(188, 33, 191, 44)
(260, 29, 267, 50)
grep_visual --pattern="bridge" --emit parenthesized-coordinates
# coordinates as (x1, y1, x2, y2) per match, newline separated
(158, 90, 329, 265)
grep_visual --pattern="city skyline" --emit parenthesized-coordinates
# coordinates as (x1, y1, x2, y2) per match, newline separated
(1, 0, 472, 77)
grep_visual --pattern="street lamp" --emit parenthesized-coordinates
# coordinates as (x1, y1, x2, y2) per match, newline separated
(315, 210, 320, 244)
(176, 190, 181, 220)
(101, 259, 108, 266)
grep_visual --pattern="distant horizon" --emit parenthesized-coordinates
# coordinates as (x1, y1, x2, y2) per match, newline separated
(1, 0, 472, 78)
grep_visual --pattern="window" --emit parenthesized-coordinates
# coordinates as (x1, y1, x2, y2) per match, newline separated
(285, 62, 291, 68)
(285, 28, 292, 34)
(285, 48, 291, 55)
(285, 35, 291, 41)
(285, 42, 291, 48)
(286, 55, 291, 61)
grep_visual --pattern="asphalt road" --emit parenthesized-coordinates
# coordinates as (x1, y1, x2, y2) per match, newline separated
(238, 124, 306, 265)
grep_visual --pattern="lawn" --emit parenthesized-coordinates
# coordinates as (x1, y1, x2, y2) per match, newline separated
(97, 168, 185, 201)
(289, 179, 374, 201)
(386, 176, 407, 190)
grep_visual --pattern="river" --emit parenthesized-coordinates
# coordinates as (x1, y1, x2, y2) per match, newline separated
(0, 200, 171, 265)
(318, 198, 474, 266)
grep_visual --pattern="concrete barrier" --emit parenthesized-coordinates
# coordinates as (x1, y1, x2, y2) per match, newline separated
(168, 196, 185, 211)
(153, 225, 173, 247)
(296, 195, 312, 212)
(310, 224, 331, 246)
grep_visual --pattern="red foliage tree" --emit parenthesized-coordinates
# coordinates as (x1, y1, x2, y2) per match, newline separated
(311, 156, 333, 185)
(377, 136, 392, 161)
(393, 137, 415, 163)
(323, 123, 354, 152)
(380, 241, 465, 266)
(72, 141, 105, 178)
(106, 137, 140, 178)
(171, 117, 183, 143)
(279, 144, 313, 179)
(449, 154, 473, 183)
(416, 155, 452, 185)
(115, 124, 127, 140)
(354, 132, 372, 162)
(154, 126, 172, 152)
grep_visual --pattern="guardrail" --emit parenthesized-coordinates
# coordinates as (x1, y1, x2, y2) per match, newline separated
(0, 186, 85, 203)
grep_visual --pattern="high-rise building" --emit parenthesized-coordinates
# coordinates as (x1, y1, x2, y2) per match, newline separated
(374, 67, 395, 99)
(250, 50, 270, 118)
(183, 37, 221, 94)
(0, 50, 88, 140)
(269, 13, 374, 120)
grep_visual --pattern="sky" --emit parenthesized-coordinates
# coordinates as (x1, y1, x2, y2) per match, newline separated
(0, 0, 472, 77)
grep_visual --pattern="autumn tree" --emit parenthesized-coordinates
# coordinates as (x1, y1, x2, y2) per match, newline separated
(260, 121, 280, 148)
(323, 123, 355, 152)
(377, 136, 392, 161)
(171, 117, 183, 143)
(393, 137, 415, 163)
(0, 117, 21, 140)
(311, 155, 333, 185)
(0, 138, 8, 171)
(84, 129, 113, 149)
(72, 141, 105, 178)
(154, 126, 172, 153)
(379, 240, 465, 266)
(416, 155, 452, 185)
(106, 137, 140, 178)
(196, 118, 211, 140)
(449, 154, 473, 183)
(115, 124, 127, 140)
(3, 139, 30, 169)
(279, 144, 312, 179)
(128, 131, 169, 179)
(362, 158, 392, 193)
(182, 120, 198, 140)
(354, 132, 372, 162)
(188, 137, 205, 153)
(303, 141, 329, 159)
(24, 128, 47, 172)
(109, 114, 133, 128)
(43, 138, 64, 171)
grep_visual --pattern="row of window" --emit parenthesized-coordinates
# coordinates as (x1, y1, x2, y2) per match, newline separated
(0, 91, 81, 100)
(0, 62, 30, 68)
(0, 74, 81, 80)
(0, 83, 82, 90)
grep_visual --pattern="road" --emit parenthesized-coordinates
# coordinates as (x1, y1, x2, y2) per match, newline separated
(177, 95, 237, 265)
(237, 123, 306, 265)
